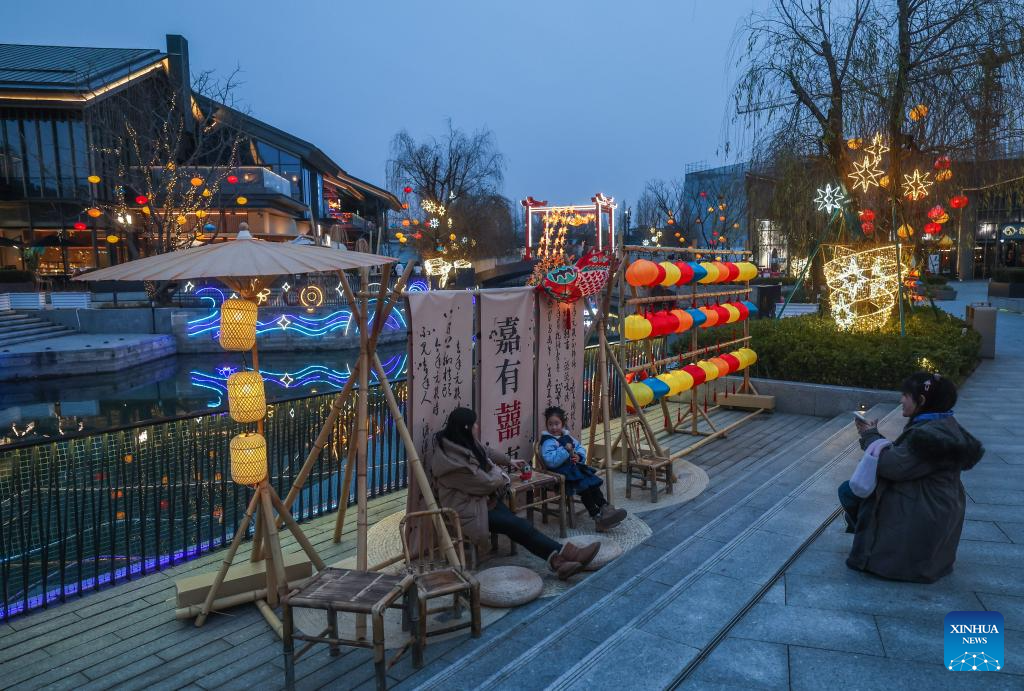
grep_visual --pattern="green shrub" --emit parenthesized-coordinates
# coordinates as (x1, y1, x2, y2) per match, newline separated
(744, 308, 980, 390)
(922, 274, 948, 286)
(0, 269, 32, 283)
(993, 267, 1024, 284)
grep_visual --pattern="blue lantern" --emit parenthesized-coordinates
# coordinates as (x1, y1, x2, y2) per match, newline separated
(203, 223, 216, 232)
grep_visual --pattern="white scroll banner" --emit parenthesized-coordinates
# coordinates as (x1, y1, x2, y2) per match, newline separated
(536, 299, 586, 436)
(407, 290, 475, 462)
(479, 287, 537, 461)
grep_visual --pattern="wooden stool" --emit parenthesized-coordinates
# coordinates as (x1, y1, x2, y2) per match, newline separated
(491, 471, 567, 555)
(283, 567, 415, 691)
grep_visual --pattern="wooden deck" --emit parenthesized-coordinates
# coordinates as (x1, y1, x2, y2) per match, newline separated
(0, 401, 826, 691)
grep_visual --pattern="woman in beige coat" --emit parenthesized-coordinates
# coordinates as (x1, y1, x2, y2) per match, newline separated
(425, 407, 600, 580)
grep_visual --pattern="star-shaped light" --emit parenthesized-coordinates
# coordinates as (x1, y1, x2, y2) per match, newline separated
(281, 281, 291, 293)
(335, 282, 345, 297)
(863, 133, 889, 162)
(814, 184, 847, 214)
(429, 218, 440, 229)
(902, 169, 933, 201)
(281, 373, 294, 387)
(277, 315, 292, 330)
(848, 155, 884, 192)
(184, 281, 194, 292)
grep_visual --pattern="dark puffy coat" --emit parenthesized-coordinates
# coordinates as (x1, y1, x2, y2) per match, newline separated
(847, 416, 984, 583)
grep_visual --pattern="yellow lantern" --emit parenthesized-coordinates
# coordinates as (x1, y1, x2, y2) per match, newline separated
(142, 206, 151, 215)
(656, 373, 679, 396)
(736, 262, 759, 281)
(935, 169, 952, 182)
(86, 207, 102, 218)
(659, 261, 681, 286)
(698, 262, 720, 283)
(230, 433, 268, 485)
(879, 175, 890, 188)
(106, 234, 119, 244)
(190, 176, 204, 187)
(627, 382, 654, 408)
(938, 235, 954, 249)
(697, 360, 719, 382)
(87, 174, 101, 184)
(449, 233, 456, 241)
(723, 303, 741, 323)
(897, 224, 914, 239)
(176, 215, 188, 226)
(846, 138, 862, 150)
(202, 188, 212, 198)
(219, 298, 258, 351)
(909, 104, 929, 121)
(672, 369, 695, 392)
(624, 314, 653, 341)
(196, 210, 207, 219)
(236, 196, 248, 205)
(227, 371, 266, 423)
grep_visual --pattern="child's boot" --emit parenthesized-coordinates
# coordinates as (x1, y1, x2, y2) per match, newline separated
(595, 505, 627, 532)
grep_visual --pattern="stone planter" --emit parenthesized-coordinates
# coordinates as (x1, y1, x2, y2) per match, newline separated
(988, 281, 1024, 299)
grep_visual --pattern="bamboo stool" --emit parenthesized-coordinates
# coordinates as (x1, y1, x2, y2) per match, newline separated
(282, 567, 415, 691)
(622, 419, 675, 503)
(490, 470, 567, 556)
(400, 509, 481, 667)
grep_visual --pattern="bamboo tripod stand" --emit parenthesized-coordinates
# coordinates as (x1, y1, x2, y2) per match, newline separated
(190, 265, 460, 636)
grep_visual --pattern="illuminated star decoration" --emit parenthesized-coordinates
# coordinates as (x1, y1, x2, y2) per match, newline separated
(863, 133, 889, 162)
(814, 184, 848, 214)
(901, 169, 933, 201)
(848, 155, 884, 192)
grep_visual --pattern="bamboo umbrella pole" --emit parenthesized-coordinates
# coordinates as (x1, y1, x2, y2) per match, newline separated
(355, 268, 370, 572)
(369, 352, 460, 567)
(332, 417, 358, 543)
(598, 322, 615, 496)
(260, 486, 288, 606)
(269, 487, 326, 570)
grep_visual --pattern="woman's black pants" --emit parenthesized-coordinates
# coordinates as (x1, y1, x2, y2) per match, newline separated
(487, 500, 561, 560)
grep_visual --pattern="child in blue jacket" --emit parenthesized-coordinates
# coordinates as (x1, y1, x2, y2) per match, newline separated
(539, 406, 627, 531)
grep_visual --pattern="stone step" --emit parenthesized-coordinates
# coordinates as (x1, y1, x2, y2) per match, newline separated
(408, 405, 901, 690)
(0, 324, 75, 347)
(0, 319, 69, 336)
(0, 312, 35, 326)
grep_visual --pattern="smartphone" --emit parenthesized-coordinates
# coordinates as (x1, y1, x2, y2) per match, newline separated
(853, 411, 870, 424)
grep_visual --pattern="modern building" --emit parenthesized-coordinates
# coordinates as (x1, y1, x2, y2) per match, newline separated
(0, 35, 399, 278)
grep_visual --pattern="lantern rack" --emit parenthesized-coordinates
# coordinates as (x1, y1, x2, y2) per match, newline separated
(583, 242, 774, 472)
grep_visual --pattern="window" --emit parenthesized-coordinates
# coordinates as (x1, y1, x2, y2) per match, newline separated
(1, 118, 26, 196)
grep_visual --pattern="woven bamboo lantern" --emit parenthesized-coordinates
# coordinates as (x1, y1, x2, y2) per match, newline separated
(230, 432, 268, 485)
(219, 299, 258, 350)
(227, 371, 266, 423)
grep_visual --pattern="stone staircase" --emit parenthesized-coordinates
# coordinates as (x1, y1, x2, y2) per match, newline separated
(0, 310, 76, 348)
(401, 403, 904, 690)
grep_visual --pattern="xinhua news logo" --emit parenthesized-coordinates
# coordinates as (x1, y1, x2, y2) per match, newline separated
(945, 611, 1004, 672)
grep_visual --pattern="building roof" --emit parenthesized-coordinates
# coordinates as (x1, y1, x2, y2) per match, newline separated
(0, 44, 165, 92)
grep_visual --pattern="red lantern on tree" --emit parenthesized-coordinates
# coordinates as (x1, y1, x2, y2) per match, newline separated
(73, 221, 87, 230)
(403, 186, 413, 194)
(934, 155, 952, 170)
(699, 191, 707, 198)
(927, 205, 946, 220)
(924, 222, 942, 235)
(226, 174, 238, 184)
(861, 221, 875, 236)
(950, 195, 969, 209)
(858, 209, 875, 222)
(134, 195, 148, 205)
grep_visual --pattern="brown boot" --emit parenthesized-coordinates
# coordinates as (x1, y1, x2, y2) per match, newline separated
(595, 505, 627, 532)
(559, 541, 601, 570)
(548, 552, 584, 580)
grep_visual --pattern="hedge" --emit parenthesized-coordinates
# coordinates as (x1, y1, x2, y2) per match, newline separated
(0, 269, 33, 283)
(744, 309, 980, 390)
(993, 267, 1024, 284)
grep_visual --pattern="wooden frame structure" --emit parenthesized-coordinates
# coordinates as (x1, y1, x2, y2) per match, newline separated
(522, 193, 617, 258)
(583, 243, 773, 479)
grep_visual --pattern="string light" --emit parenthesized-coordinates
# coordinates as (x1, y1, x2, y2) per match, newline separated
(863, 133, 889, 161)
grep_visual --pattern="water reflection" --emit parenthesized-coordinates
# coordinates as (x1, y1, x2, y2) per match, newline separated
(0, 345, 408, 446)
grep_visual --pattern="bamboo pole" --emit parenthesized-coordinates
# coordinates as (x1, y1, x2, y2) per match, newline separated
(332, 415, 358, 543)
(195, 490, 260, 627)
(625, 336, 752, 374)
(269, 487, 326, 571)
(597, 322, 615, 498)
(628, 280, 674, 433)
(260, 487, 288, 606)
(603, 340, 665, 456)
(369, 352, 461, 568)
(256, 598, 285, 639)
(625, 287, 751, 306)
(355, 268, 370, 574)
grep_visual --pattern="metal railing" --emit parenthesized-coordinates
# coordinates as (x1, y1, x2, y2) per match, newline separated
(0, 338, 663, 621)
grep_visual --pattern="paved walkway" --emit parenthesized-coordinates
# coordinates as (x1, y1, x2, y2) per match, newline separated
(681, 282, 1024, 689)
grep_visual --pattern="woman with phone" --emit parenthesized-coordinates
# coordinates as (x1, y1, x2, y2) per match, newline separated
(842, 372, 984, 583)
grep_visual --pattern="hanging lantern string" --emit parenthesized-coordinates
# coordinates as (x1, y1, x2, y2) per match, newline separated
(626, 335, 752, 374)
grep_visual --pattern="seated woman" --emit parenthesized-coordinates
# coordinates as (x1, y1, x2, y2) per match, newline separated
(843, 372, 984, 583)
(539, 406, 626, 531)
(426, 407, 600, 580)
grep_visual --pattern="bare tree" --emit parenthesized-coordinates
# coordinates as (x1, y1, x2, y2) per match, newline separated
(637, 171, 749, 249)
(87, 69, 244, 257)
(387, 121, 511, 260)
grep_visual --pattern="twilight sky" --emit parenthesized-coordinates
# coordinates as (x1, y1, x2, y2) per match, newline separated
(4, 0, 764, 213)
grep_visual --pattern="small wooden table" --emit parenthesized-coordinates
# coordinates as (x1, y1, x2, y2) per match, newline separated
(507, 470, 568, 538)
(283, 567, 415, 691)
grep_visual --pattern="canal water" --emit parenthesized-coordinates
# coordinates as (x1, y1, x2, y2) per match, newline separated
(0, 344, 408, 446)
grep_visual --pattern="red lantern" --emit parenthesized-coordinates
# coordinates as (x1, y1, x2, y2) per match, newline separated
(652, 262, 667, 286)
(712, 305, 731, 324)
(403, 186, 413, 194)
(861, 221, 875, 236)
(927, 205, 946, 220)
(934, 155, 951, 170)
(722, 262, 741, 282)
(134, 195, 148, 205)
(674, 261, 695, 285)
(73, 221, 87, 230)
(660, 310, 681, 334)
(682, 363, 707, 387)
(699, 191, 707, 198)
(226, 174, 238, 184)
(950, 195, 968, 209)
(735, 302, 750, 321)
(924, 222, 942, 235)
(720, 353, 742, 373)
(859, 209, 876, 222)
(159, 499, 170, 510)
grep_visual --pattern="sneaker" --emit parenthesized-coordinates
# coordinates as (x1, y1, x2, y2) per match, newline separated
(595, 505, 627, 532)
